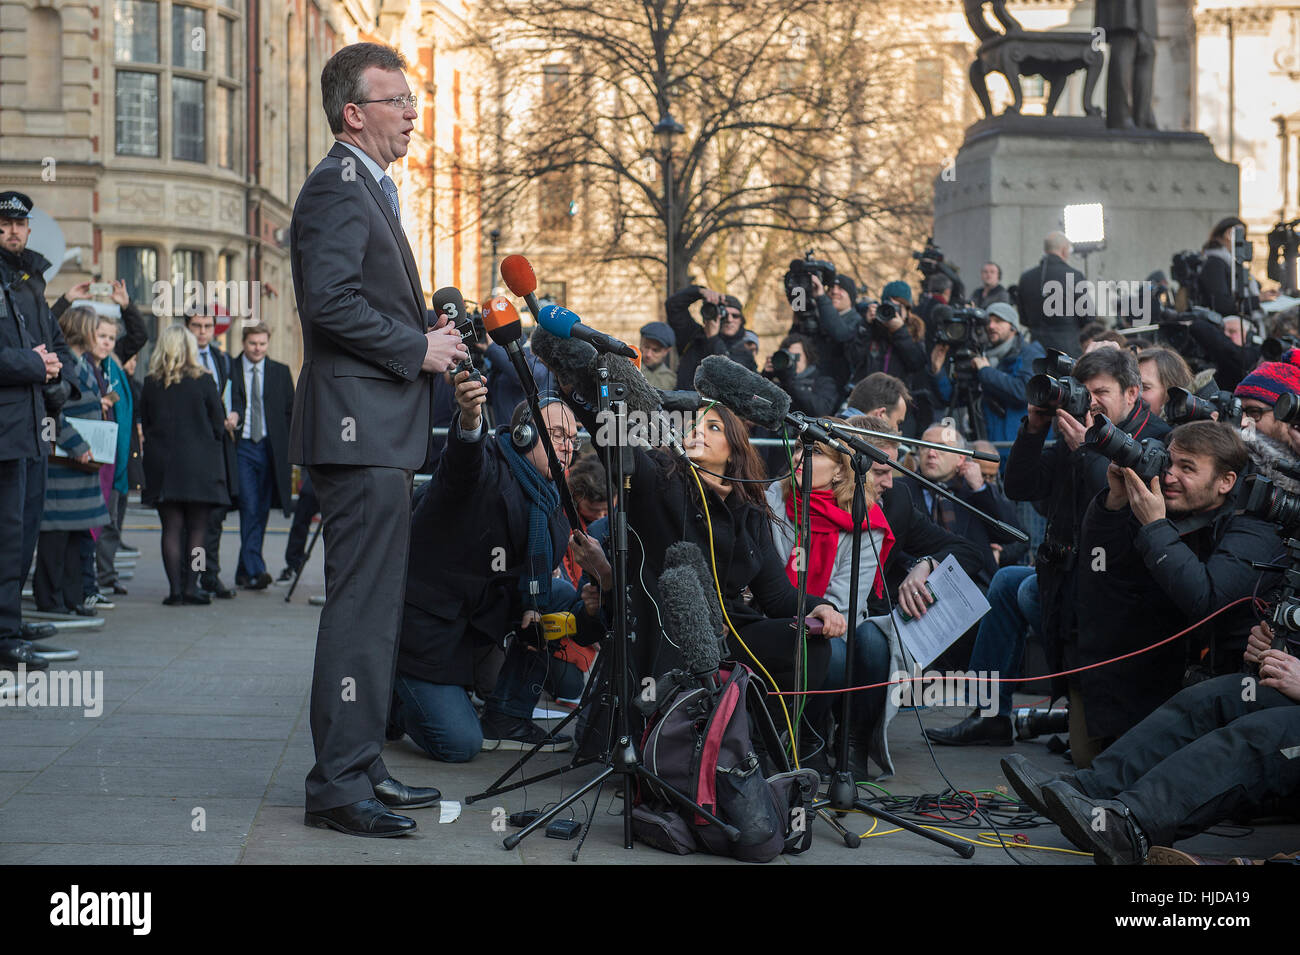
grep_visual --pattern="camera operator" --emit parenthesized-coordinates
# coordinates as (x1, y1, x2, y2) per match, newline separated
(1002, 621, 1300, 865)
(929, 302, 1045, 449)
(390, 374, 608, 760)
(664, 285, 756, 390)
(1072, 421, 1283, 764)
(761, 333, 838, 419)
(970, 261, 1011, 310)
(1016, 231, 1092, 358)
(1000, 347, 1171, 754)
(1197, 216, 1259, 316)
(845, 281, 928, 390)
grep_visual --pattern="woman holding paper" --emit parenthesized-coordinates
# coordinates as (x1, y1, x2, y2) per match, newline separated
(33, 306, 110, 615)
(140, 324, 230, 605)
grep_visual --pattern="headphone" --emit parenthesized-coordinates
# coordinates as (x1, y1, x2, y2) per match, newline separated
(510, 396, 563, 451)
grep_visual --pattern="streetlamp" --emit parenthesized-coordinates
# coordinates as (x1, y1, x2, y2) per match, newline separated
(654, 111, 685, 298)
(489, 228, 502, 297)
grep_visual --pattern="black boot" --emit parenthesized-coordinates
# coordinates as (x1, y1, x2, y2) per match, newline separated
(925, 709, 1013, 746)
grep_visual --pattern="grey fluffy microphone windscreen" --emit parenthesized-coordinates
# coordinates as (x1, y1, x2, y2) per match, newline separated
(693, 355, 791, 431)
(657, 564, 721, 684)
(530, 321, 598, 390)
(664, 540, 724, 638)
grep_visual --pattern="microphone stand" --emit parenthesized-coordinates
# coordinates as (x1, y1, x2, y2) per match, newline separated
(468, 357, 741, 857)
(782, 422, 975, 856)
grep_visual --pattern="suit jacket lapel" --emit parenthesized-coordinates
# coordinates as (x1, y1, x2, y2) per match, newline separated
(326, 143, 426, 325)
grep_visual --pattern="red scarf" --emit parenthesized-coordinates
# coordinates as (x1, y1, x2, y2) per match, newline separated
(784, 488, 894, 599)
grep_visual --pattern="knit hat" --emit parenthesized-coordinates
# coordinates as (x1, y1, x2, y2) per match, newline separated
(742, 329, 760, 350)
(986, 302, 1021, 331)
(1235, 360, 1300, 406)
(834, 275, 857, 301)
(881, 280, 913, 305)
(639, 321, 676, 349)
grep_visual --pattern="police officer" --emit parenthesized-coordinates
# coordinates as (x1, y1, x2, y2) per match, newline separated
(0, 192, 64, 668)
(0, 190, 74, 653)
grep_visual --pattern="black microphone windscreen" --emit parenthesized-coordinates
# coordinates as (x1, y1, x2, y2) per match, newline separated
(657, 565, 721, 681)
(693, 355, 791, 431)
(664, 540, 724, 638)
(657, 390, 704, 413)
(585, 351, 662, 418)
(431, 286, 467, 326)
(531, 322, 598, 390)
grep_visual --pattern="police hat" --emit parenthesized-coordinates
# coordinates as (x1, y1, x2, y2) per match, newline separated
(0, 191, 34, 219)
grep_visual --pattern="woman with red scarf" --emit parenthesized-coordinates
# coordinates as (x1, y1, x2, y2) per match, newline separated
(766, 417, 896, 777)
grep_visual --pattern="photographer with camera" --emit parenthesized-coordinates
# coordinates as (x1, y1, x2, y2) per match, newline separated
(845, 280, 928, 391)
(390, 373, 609, 760)
(1236, 357, 1300, 459)
(1072, 421, 1283, 764)
(1002, 348, 1170, 752)
(929, 302, 1045, 448)
(1003, 621, 1300, 865)
(1197, 216, 1259, 316)
(1016, 231, 1092, 358)
(761, 333, 839, 419)
(780, 255, 861, 397)
(664, 285, 757, 390)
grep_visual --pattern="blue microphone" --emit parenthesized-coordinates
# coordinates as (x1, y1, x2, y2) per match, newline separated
(537, 304, 638, 359)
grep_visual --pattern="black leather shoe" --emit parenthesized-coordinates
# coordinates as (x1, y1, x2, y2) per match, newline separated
(181, 591, 212, 605)
(374, 776, 441, 810)
(1041, 781, 1150, 864)
(207, 581, 236, 599)
(244, 574, 270, 591)
(304, 798, 417, 837)
(1001, 753, 1076, 817)
(924, 713, 1013, 746)
(162, 594, 184, 606)
(257, 572, 273, 588)
(20, 623, 57, 640)
(0, 643, 49, 670)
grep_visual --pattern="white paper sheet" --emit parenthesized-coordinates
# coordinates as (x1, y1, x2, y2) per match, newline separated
(891, 554, 992, 669)
(52, 417, 119, 465)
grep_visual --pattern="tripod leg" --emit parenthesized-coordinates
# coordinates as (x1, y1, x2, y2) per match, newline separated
(853, 798, 975, 858)
(285, 517, 322, 603)
(465, 702, 587, 802)
(815, 807, 862, 848)
(571, 776, 608, 862)
(502, 765, 618, 850)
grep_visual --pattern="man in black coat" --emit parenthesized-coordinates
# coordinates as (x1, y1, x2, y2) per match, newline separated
(0, 192, 78, 646)
(228, 323, 295, 590)
(999, 345, 1170, 763)
(186, 309, 240, 599)
(898, 421, 1022, 587)
(1074, 421, 1282, 753)
(393, 375, 600, 758)
(0, 260, 60, 670)
(1016, 232, 1093, 358)
(664, 284, 757, 390)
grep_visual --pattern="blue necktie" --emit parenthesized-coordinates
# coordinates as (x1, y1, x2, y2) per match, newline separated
(380, 175, 400, 223)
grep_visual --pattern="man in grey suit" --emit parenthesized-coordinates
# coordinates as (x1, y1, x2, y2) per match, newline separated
(291, 42, 468, 837)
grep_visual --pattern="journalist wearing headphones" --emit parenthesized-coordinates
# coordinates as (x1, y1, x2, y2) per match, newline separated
(388, 369, 610, 761)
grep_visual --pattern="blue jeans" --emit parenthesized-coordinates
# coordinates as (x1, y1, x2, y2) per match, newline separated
(236, 439, 273, 579)
(968, 565, 1040, 717)
(811, 620, 892, 732)
(487, 639, 585, 721)
(392, 674, 483, 763)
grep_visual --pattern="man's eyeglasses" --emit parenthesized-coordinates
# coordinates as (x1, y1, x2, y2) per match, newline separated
(1242, 405, 1270, 423)
(547, 427, 581, 450)
(356, 94, 419, 111)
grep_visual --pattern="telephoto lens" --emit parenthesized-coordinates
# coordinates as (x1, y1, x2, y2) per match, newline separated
(1164, 387, 1216, 425)
(1275, 391, 1300, 426)
(769, 349, 794, 373)
(1011, 706, 1070, 741)
(1026, 374, 1092, 420)
(1261, 335, 1300, 363)
(1242, 473, 1300, 532)
(1084, 415, 1172, 482)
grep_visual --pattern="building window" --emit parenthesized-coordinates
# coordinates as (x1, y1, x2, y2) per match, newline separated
(173, 76, 206, 161)
(221, 15, 235, 78)
(115, 0, 160, 63)
(172, 5, 206, 71)
(115, 72, 160, 157)
(117, 246, 160, 366)
(216, 85, 238, 169)
(1023, 75, 1046, 98)
(171, 248, 205, 292)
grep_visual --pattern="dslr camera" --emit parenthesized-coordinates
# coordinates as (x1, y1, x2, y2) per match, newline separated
(1084, 415, 1171, 482)
(783, 251, 836, 329)
(1164, 387, 1244, 428)
(1025, 349, 1091, 420)
(854, 296, 897, 324)
(912, 237, 965, 303)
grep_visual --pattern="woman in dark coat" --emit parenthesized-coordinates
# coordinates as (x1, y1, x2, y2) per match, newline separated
(140, 324, 230, 605)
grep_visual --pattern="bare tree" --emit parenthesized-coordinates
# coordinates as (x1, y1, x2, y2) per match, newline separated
(465, 0, 960, 325)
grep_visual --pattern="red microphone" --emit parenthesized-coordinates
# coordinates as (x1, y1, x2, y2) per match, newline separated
(482, 295, 522, 347)
(500, 254, 544, 319)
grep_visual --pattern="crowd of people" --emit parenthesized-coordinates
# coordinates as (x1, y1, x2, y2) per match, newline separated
(6, 104, 1300, 861)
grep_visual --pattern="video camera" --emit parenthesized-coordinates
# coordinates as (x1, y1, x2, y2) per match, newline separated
(1242, 474, 1300, 651)
(1164, 387, 1244, 428)
(1026, 349, 1090, 420)
(912, 237, 965, 304)
(1084, 414, 1171, 482)
(935, 306, 990, 350)
(1170, 250, 1204, 290)
(783, 250, 836, 330)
